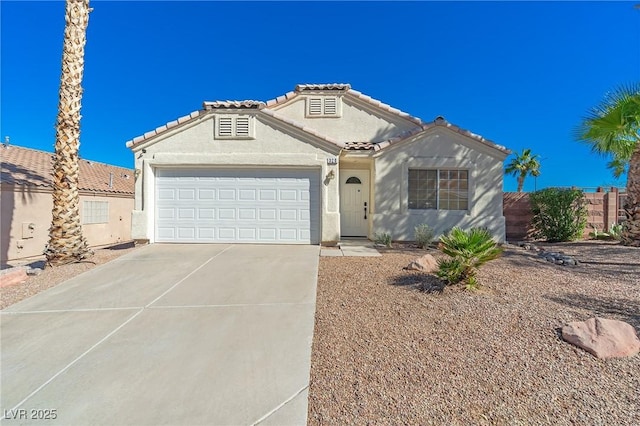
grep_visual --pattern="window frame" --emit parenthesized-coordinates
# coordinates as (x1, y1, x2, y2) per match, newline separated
(408, 168, 469, 211)
(215, 115, 255, 139)
(82, 200, 109, 224)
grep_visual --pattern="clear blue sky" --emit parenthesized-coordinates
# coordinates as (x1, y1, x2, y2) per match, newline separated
(2, 1, 639, 192)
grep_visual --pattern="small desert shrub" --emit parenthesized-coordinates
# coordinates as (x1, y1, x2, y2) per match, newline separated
(374, 232, 392, 247)
(529, 188, 587, 242)
(436, 227, 502, 290)
(609, 223, 623, 240)
(414, 224, 434, 248)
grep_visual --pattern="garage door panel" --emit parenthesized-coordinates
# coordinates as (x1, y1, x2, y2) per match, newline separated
(259, 228, 277, 240)
(218, 189, 236, 200)
(156, 169, 319, 244)
(178, 189, 195, 200)
(198, 189, 215, 200)
(279, 190, 297, 201)
(259, 209, 277, 220)
(239, 209, 256, 220)
(198, 209, 215, 219)
(218, 209, 235, 220)
(239, 189, 256, 201)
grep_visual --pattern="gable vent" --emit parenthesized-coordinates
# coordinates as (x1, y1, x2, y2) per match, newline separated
(235, 117, 250, 137)
(215, 115, 254, 139)
(306, 96, 341, 118)
(308, 98, 323, 115)
(218, 117, 233, 137)
(324, 97, 337, 115)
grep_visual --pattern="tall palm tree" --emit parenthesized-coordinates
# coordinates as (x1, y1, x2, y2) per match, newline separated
(575, 83, 640, 246)
(45, 0, 92, 265)
(505, 148, 541, 192)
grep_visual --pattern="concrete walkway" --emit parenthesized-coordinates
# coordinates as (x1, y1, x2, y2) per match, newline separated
(1, 244, 319, 426)
(320, 239, 381, 257)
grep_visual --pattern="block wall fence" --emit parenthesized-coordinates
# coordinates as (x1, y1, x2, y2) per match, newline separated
(503, 188, 624, 242)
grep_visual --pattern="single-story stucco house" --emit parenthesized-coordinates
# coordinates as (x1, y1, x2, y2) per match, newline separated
(126, 84, 510, 245)
(1, 144, 134, 263)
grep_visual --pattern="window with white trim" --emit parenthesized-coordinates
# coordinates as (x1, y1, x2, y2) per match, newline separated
(215, 115, 254, 139)
(306, 96, 341, 117)
(408, 169, 469, 210)
(82, 200, 109, 224)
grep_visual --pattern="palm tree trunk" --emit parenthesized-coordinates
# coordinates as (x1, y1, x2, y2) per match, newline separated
(621, 144, 640, 246)
(517, 175, 525, 192)
(45, 0, 92, 265)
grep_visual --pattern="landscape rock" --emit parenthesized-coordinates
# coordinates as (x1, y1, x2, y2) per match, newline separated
(562, 317, 640, 359)
(26, 267, 43, 276)
(0, 267, 28, 288)
(404, 254, 438, 272)
(539, 251, 579, 266)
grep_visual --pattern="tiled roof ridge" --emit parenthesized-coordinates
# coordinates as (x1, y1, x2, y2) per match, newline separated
(427, 116, 509, 153)
(344, 116, 509, 154)
(125, 86, 508, 154)
(295, 83, 352, 92)
(260, 109, 345, 149)
(203, 100, 265, 109)
(126, 110, 202, 148)
(1, 144, 133, 172)
(346, 89, 425, 126)
(1, 144, 134, 194)
(263, 85, 428, 128)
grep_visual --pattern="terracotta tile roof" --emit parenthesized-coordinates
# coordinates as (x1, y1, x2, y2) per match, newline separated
(125, 85, 509, 156)
(1, 144, 134, 195)
(343, 116, 510, 155)
(126, 110, 202, 148)
(266, 84, 425, 126)
(295, 83, 352, 92)
(203, 100, 265, 109)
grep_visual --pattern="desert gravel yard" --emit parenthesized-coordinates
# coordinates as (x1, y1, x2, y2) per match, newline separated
(307, 241, 640, 425)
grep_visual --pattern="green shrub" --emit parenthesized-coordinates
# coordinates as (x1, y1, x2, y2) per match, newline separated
(414, 224, 434, 248)
(374, 232, 392, 247)
(529, 188, 587, 242)
(436, 227, 503, 290)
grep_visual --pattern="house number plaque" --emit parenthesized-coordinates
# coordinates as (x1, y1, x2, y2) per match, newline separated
(326, 157, 338, 165)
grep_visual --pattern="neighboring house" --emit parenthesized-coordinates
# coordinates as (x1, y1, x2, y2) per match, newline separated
(126, 84, 510, 245)
(1, 144, 134, 263)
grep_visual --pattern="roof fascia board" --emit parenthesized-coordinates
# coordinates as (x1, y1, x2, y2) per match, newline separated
(257, 111, 343, 155)
(343, 91, 425, 127)
(126, 110, 206, 150)
(128, 111, 211, 152)
(374, 125, 509, 160)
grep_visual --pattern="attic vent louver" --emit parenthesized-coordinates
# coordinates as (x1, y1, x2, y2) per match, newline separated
(306, 96, 341, 118)
(215, 115, 255, 139)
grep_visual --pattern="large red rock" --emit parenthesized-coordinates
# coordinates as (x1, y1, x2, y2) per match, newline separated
(562, 317, 640, 359)
(0, 267, 28, 288)
(405, 254, 438, 272)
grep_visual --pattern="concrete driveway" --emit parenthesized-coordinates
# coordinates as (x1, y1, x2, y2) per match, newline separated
(1, 244, 319, 426)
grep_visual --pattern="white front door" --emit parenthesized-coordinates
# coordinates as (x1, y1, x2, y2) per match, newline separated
(340, 169, 370, 237)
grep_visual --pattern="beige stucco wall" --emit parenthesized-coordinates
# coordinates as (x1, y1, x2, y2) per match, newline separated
(272, 94, 417, 142)
(130, 113, 342, 244)
(371, 127, 507, 242)
(1, 185, 133, 263)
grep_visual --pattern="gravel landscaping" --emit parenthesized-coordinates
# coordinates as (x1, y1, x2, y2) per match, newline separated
(308, 241, 640, 425)
(1, 242, 139, 310)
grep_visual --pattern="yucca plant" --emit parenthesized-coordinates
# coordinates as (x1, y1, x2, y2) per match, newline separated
(436, 227, 503, 289)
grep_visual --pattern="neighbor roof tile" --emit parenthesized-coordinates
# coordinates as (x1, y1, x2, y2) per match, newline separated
(1, 145, 134, 195)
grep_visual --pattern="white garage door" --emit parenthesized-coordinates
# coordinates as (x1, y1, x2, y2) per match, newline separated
(155, 168, 320, 244)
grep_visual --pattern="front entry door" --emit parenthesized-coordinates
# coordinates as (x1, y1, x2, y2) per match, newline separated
(340, 170, 370, 237)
